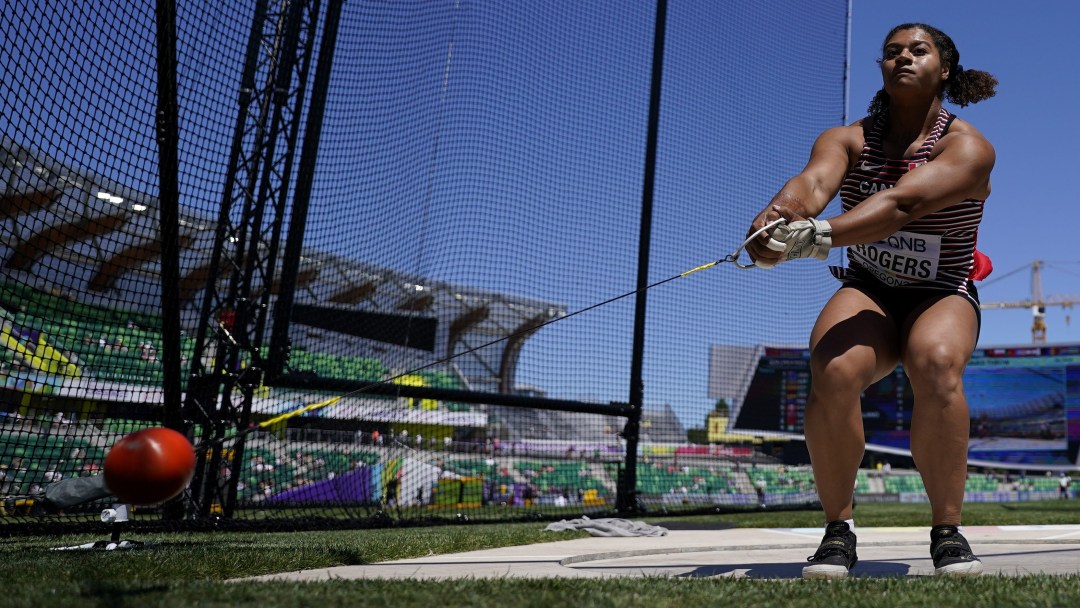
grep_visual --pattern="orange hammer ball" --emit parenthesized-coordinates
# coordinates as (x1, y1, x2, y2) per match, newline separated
(104, 427, 196, 505)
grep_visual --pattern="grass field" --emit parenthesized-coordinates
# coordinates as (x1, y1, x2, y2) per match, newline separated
(3, 500, 1080, 607)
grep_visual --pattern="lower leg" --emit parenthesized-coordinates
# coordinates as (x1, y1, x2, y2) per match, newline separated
(804, 288, 898, 523)
(804, 389, 865, 522)
(910, 391, 970, 526)
(903, 296, 979, 527)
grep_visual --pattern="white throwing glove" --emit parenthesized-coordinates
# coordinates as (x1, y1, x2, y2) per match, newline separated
(751, 234, 786, 269)
(766, 218, 832, 262)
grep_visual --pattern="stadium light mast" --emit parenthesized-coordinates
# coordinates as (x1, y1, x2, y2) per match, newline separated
(979, 260, 1080, 344)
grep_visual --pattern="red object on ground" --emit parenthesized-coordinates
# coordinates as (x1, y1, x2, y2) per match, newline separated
(104, 427, 196, 505)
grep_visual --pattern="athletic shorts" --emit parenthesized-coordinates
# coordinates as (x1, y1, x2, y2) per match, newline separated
(837, 267, 981, 342)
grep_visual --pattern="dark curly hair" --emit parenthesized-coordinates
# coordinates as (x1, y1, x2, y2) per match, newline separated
(867, 23, 998, 122)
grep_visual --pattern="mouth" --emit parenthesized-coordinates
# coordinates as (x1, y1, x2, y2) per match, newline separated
(893, 68, 915, 77)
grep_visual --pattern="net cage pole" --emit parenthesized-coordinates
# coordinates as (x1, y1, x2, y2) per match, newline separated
(183, 0, 323, 519)
(620, 0, 669, 515)
(181, 0, 269, 521)
(222, 0, 324, 519)
(154, 0, 184, 433)
(267, 0, 345, 383)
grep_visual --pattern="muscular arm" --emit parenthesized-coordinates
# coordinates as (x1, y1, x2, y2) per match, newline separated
(826, 131, 994, 247)
(770, 128, 853, 217)
(744, 125, 857, 264)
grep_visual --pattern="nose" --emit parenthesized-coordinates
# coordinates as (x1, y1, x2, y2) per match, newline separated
(894, 48, 914, 64)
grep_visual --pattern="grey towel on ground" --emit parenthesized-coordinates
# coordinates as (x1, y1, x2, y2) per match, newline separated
(44, 474, 113, 509)
(544, 516, 668, 537)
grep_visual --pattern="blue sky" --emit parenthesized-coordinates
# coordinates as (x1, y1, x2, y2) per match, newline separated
(849, 1, 1080, 347)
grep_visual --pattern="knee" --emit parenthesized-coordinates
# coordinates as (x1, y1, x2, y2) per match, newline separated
(905, 344, 966, 398)
(809, 350, 876, 396)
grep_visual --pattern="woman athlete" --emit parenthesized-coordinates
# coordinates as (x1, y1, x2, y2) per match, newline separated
(745, 23, 999, 579)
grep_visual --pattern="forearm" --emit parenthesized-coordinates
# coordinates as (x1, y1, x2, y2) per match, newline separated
(823, 191, 914, 247)
(761, 174, 835, 220)
(824, 136, 994, 247)
(767, 186, 967, 265)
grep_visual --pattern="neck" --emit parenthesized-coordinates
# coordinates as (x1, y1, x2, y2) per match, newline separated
(887, 96, 943, 144)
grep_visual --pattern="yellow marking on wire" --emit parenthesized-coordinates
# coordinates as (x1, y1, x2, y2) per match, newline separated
(258, 395, 342, 428)
(680, 261, 717, 277)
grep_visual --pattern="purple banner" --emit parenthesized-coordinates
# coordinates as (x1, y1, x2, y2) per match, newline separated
(267, 467, 373, 504)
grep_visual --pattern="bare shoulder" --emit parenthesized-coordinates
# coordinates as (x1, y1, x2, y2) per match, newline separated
(815, 121, 865, 156)
(946, 116, 987, 138)
(832, 120, 867, 144)
(931, 116, 995, 197)
(935, 117, 995, 159)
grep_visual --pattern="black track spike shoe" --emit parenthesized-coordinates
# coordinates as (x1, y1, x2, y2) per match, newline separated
(803, 520, 858, 579)
(931, 525, 983, 576)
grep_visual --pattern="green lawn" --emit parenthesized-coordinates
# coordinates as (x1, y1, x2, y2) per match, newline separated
(2, 500, 1079, 607)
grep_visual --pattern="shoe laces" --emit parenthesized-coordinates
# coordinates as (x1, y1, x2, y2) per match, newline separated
(936, 543, 969, 559)
(807, 545, 849, 562)
(807, 523, 853, 561)
(931, 526, 971, 559)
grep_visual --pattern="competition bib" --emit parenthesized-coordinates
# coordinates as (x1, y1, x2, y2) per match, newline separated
(849, 231, 940, 286)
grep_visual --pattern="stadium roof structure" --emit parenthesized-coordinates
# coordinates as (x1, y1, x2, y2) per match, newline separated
(287, 249, 567, 392)
(294, 250, 565, 348)
(1, 136, 567, 394)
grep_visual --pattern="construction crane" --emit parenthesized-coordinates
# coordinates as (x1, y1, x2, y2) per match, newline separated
(979, 260, 1080, 343)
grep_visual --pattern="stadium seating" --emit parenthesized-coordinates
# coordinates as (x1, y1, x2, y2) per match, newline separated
(635, 463, 741, 495)
(516, 460, 609, 498)
(965, 476, 1000, 492)
(855, 470, 871, 493)
(1, 282, 439, 390)
(883, 475, 926, 494)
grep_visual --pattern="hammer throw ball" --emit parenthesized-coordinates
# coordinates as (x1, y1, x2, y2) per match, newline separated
(104, 427, 196, 505)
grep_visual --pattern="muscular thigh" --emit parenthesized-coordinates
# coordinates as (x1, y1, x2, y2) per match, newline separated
(900, 294, 979, 379)
(810, 286, 901, 389)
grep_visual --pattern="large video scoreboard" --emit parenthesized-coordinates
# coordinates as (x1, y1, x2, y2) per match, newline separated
(730, 344, 1080, 467)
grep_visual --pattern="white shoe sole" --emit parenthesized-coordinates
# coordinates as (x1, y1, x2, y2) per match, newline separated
(935, 560, 984, 576)
(802, 563, 852, 579)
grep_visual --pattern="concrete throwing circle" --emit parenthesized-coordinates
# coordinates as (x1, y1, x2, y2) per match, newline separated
(242, 525, 1080, 581)
(558, 525, 1080, 578)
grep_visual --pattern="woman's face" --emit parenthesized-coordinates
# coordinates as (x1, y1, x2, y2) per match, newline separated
(880, 28, 948, 98)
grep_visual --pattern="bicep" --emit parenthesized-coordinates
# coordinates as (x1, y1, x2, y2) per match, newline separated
(886, 134, 995, 217)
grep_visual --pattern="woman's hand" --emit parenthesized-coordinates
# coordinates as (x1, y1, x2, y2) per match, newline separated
(745, 205, 808, 268)
(767, 206, 833, 264)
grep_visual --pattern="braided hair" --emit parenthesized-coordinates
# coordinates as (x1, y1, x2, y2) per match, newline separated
(867, 23, 998, 123)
